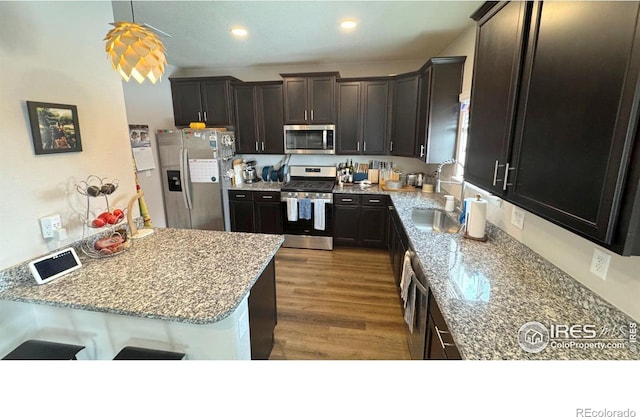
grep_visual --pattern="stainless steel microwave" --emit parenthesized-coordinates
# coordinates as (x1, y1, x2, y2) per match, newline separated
(284, 124, 335, 154)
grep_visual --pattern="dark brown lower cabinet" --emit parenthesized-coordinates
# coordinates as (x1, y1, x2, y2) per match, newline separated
(229, 190, 254, 232)
(388, 205, 409, 288)
(253, 191, 283, 234)
(425, 292, 461, 360)
(248, 258, 277, 360)
(229, 190, 282, 234)
(333, 194, 389, 248)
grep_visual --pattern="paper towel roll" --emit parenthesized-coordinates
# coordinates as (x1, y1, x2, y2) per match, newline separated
(467, 196, 488, 239)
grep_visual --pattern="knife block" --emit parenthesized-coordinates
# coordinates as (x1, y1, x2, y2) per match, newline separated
(367, 169, 379, 184)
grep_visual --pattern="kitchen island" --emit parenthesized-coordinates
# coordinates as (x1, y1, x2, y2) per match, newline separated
(0, 228, 284, 360)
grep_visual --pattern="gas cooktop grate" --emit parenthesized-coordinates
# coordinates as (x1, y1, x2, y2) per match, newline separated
(281, 180, 335, 193)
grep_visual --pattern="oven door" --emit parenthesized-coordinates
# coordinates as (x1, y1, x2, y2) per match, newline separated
(281, 198, 333, 250)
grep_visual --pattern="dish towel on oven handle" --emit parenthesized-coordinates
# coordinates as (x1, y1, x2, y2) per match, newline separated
(313, 199, 328, 230)
(299, 198, 312, 220)
(286, 197, 298, 222)
(400, 250, 416, 333)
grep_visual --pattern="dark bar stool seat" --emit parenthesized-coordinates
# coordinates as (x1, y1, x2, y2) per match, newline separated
(3, 340, 85, 360)
(113, 346, 185, 360)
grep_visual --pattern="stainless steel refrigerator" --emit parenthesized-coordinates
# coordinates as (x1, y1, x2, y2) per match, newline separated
(157, 129, 236, 231)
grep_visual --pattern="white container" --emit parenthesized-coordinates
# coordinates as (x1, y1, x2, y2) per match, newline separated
(466, 195, 488, 239)
(233, 165, 244, 186)
(444, 195, 455, 212)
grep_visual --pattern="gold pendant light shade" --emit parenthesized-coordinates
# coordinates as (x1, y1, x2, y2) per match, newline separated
(104, 22, 167, 84)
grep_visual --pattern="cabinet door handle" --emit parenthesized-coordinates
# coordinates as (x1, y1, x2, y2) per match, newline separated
(261, 141, 265, 152)
(492, 160, 506, 187)
(364, 141, 367, 152)
(197, 111, 202, 122)
(261, 195, 273, 199)
(503, 163, 515, 191)
(492, 160, 500, 186)
(341, 198, 353, 202)
(235, 194, 246, 198)
(357, 142, 360, 152)
(369, 199, 380, 203)
(435, 325, 456, 349)
(390, 141, 394, 152)
(311, 110, 314, 120)
(420, 144, 425, 158)
(304, 110, 308, 121)
(203, 111, 207, 122)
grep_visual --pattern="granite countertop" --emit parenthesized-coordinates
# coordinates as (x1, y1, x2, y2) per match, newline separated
(230, 181, 283, 192)
(0, 229, 284, 325)
(229, 181, 408, 194)
(389, 191, 639, 360)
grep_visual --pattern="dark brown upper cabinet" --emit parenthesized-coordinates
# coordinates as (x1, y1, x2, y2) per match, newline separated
(233, 82, 284, 154)
(389, 73, 419, 156)
(465, 1, 529, 194)
(170, 77, 238, 127)
(467, 1, 640, 255)
(281, 72, 338, 124)
(336, 78, 390, 155)
(414, 57, 465, 163)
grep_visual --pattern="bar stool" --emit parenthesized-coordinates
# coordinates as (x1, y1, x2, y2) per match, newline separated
(2, 340, 85, 360)
(113, 346, 185, 360)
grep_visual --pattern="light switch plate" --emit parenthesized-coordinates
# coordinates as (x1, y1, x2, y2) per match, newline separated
(511, 206, 525, 230)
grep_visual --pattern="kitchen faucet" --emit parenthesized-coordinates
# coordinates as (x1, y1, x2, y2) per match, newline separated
(435, 159, 465, 211)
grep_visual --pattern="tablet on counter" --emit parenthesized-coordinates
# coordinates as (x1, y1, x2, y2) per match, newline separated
(28, 247, 82, 285)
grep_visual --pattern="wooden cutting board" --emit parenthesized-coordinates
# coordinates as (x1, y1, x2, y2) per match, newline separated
(381, 184, 418, 192)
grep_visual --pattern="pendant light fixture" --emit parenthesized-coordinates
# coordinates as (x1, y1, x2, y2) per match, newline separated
(104, 1, 168, 84)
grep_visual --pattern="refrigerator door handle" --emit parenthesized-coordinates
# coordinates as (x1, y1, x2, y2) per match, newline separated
(180, 148, 193, 210)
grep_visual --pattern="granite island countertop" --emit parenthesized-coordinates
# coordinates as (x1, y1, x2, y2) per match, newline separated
(0, 228, 284, 325)
(388, 191, 639, 360)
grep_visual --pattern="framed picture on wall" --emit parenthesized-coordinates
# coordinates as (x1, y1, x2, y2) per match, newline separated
(27, 101, 83, 155)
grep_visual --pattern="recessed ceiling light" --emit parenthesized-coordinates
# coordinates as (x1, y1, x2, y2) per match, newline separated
(340, 19, 357, 30)
(231, 27, 248, 37)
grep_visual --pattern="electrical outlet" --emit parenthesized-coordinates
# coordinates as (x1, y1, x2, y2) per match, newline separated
(39, 214, 62, 239)
(511, 206, 525, 230)
(590, 248, 611, 280)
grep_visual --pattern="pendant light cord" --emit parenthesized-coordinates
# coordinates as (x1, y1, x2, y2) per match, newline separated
(130, 0, 135, 23)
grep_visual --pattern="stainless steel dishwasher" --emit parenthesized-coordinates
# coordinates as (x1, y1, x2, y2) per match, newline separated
(407, 251, 430, 360)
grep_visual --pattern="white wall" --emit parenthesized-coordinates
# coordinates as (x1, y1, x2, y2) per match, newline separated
(0, 1, 137, 270)
(440, 20, 640, 321)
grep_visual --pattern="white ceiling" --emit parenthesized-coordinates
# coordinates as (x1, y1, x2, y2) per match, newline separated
(111, 1, 483, 70)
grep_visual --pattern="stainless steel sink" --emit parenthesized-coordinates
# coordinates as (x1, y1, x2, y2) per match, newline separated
(411, 207, 461, 233)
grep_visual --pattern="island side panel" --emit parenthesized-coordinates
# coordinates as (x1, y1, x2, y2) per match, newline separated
(248, 258, 277, 359)
(0, 301, 38, 358)
(1, 296, 251, 360)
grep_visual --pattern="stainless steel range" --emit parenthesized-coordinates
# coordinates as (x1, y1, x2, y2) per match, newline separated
(281, 165, 336, 250)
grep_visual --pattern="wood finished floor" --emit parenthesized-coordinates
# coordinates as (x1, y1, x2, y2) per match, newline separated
(269, 246, 411, 360)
